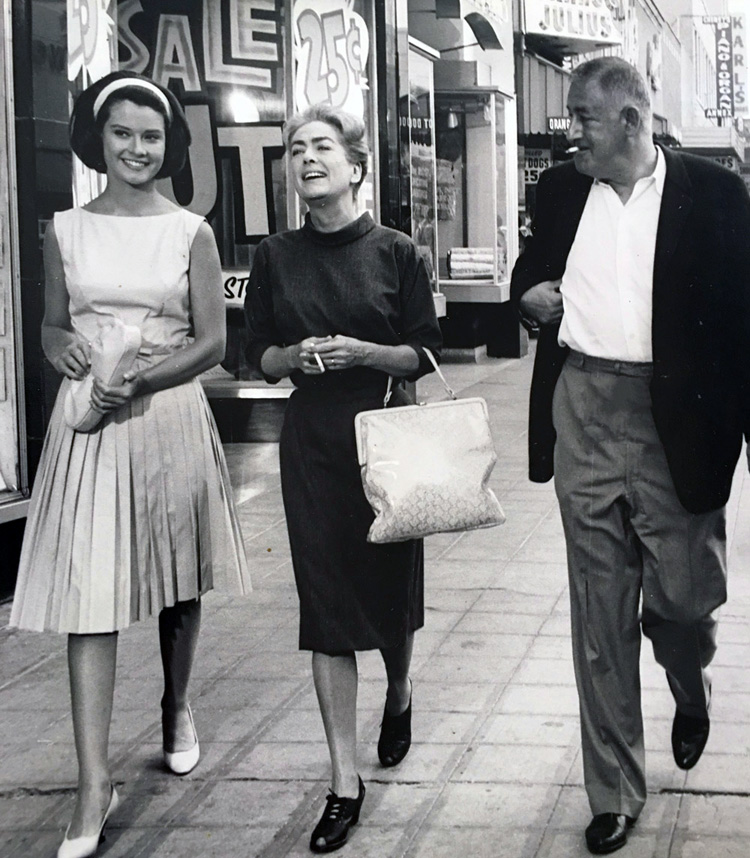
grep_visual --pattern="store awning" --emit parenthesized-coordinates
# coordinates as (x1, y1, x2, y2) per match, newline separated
(518, 53, 570, 136)
(680, 125, 745, 161)
(436, 0, 505, 51)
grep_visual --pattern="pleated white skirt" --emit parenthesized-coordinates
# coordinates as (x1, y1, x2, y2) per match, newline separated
(10, 377, 250, 634)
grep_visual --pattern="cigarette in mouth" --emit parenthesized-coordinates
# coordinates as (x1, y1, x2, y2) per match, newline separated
(566, 146, 580, 154)
(313, 352, 325, 372)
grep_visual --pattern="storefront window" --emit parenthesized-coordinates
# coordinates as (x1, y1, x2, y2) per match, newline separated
(118, 0, 288, 270)
(291, 0, 379, 223)
(435, 88, 513, 295)
(114, 1, 379, 380)
(495, 94, 508, 283)
(0, 0, 26, 517)
(115, 1, 289, 379)
(406, 44, 438, 289)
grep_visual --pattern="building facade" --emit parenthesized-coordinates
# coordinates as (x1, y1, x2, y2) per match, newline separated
(0, 0, 521, 589)
(2, 0, 746, 589)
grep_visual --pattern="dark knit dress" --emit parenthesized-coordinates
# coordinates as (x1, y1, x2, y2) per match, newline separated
(245, 213, 442, 653)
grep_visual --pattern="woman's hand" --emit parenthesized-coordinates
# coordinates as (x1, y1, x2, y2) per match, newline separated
(291, 336, 333, 374)
(50, 338, 91, 381)
(90, 371, 141, 413)
(314, 335, 369, 370)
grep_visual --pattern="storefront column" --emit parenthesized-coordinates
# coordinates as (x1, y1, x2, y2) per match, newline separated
(375, 0, 409, 233)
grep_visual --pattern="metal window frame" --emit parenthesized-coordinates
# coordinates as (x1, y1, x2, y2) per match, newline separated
(0, 0, 29, 524)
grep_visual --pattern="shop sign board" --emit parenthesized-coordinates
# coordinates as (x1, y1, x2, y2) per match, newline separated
(730, 13, 747, 116)
(547, 115, 570, 133)
(709, 154, 740, 173)
(292, 0, 370, 118)
(522, 0, 622, 47)
(223, 269, 252, 307)
(524, 149, 550, 185)
(704, 16, 735, 118)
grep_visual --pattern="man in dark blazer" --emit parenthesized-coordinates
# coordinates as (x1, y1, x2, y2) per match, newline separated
(511, 57, 750, 855)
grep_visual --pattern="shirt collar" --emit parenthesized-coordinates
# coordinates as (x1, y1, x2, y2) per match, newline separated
(594, 146, 666, 198)
(649, 145, 666, 198)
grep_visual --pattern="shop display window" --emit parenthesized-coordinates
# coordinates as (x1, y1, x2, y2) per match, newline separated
(406, 44, 439, 290)
(0, 0, 26, 520)
(435, 89, 512, 295)
(291, 0, 379, 227)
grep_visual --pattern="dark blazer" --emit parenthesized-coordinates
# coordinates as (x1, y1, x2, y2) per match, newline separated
(510, 146, 750, 514)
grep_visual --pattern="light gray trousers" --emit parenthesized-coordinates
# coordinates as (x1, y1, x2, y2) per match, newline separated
(553, 351, 727, 819)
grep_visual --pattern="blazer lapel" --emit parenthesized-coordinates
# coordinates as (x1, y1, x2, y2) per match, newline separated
(654, 147, 692, 288)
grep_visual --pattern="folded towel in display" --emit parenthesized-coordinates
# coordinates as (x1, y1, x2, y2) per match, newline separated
(447, 247, 495, 279)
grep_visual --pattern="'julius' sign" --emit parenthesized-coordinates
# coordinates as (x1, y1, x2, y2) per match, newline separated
(523, 0, 622, 46)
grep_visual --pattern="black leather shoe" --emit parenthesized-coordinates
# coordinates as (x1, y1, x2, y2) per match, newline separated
(377, 689, 412, 767)
(310, 777, 365, 853)
(585, 813, 635, 855)
(672, 708, 710, 770)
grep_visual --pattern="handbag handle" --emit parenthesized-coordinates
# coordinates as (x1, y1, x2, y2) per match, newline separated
(383, 348, 456, 407)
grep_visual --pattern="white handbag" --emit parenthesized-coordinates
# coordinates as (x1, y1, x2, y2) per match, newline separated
(354, 350, 505, 544)
(64, 317, 141, 432)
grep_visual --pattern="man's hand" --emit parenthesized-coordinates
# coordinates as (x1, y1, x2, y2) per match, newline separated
(519, 279, 563, 325)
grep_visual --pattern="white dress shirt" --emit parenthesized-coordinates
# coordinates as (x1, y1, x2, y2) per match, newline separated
(558, 147, 666, 362)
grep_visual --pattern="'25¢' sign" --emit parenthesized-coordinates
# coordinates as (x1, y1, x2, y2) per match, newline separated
(293, 0, 370, 119)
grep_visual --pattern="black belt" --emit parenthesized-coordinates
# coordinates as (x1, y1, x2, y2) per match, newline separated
(566, 349, 653, 377)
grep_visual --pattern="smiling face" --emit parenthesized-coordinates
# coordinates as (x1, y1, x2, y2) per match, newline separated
(101, 99, 166, 186)
(289, 120, 362, 205)
(566, 77, 629, 181)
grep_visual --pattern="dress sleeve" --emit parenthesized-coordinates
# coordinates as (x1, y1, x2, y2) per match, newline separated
(396, 240, 443, 381)
(244, 241, 283, 384)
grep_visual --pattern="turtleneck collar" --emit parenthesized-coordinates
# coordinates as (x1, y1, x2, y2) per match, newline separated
(302, 211, 376, 247)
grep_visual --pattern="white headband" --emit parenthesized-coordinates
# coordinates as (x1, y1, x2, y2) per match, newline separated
(92, 79, 173, 121)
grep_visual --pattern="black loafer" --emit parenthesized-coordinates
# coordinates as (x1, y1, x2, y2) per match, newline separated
(377, 691, 412, 768)
(310, 777, 365, 853)
(585, 813, 635, 855)
(672, 708, 710, 770)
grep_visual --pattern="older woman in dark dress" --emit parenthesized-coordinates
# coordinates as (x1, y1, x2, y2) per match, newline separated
(245, 104, 441, 852)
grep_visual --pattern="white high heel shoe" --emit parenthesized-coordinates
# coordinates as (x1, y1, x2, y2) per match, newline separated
(57, 785, 119, 858)
(163, 705, 200, 775)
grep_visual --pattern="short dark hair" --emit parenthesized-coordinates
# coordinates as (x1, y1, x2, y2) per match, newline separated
(282, 104, 369, 193)
(70, 71, 191, 178)
(572, 57, 651, 118)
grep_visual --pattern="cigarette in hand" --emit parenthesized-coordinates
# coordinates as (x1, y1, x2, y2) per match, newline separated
(566, 146, 580, 154)
(313, 352, 325, 372)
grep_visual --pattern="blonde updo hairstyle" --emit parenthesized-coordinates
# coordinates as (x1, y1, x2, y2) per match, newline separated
(282, 104, 369, 196)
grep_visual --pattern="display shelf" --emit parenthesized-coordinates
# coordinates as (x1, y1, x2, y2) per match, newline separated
(438, 280, 510, 303)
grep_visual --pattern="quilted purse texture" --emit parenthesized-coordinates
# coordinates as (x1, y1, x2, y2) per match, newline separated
(355, 397, 505, 544)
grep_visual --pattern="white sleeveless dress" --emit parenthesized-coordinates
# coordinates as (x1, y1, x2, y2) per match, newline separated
(10, 208, 251, 634)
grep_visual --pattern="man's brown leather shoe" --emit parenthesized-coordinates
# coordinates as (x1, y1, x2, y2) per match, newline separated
(672, 709, 710, 770)
(585, 813, 635, 854)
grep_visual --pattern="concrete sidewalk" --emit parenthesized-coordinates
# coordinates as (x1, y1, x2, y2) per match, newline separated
(2, 347, 750, 858)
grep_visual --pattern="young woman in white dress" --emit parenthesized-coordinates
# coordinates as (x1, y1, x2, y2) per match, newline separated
(9, 72, 250, 858)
